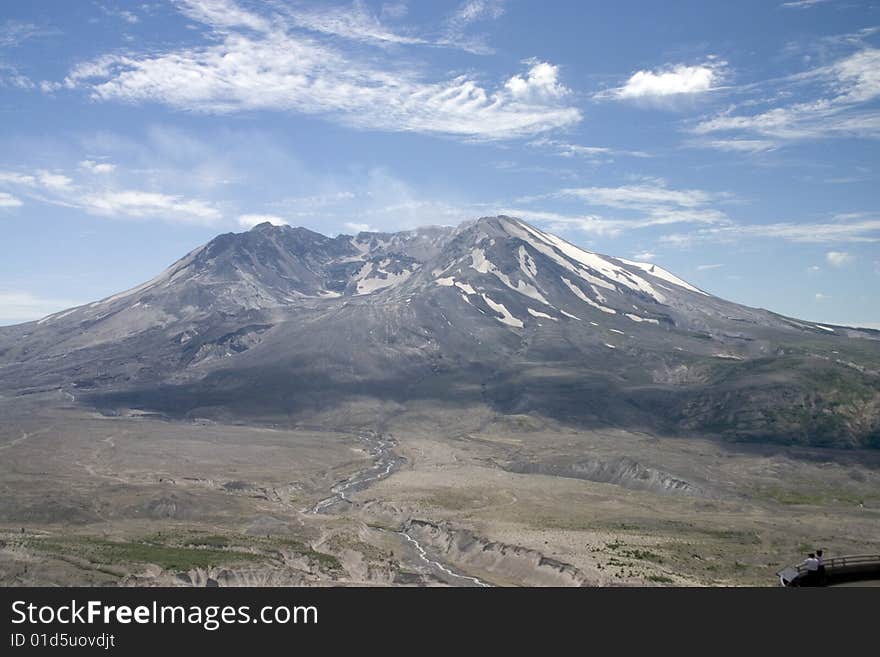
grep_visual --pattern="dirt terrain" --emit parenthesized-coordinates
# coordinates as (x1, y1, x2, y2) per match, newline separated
(2, 392, 878, 587)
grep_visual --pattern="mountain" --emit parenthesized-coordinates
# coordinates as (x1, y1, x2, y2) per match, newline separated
(1, 216, 878, 448)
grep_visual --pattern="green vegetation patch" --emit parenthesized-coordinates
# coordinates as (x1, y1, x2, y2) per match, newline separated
(28, 536, 262, 571)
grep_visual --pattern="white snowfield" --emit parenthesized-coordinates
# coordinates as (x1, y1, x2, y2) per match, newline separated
(508, 220, 668, 302)
(501, 217, 706, 305)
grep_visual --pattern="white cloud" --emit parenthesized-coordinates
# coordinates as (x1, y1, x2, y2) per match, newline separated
(825, 250, 853, 266)
(59, 1, 579, 139)
(80, 190, 221, 222)
(815, 292, 830, 301)
(632, 251, 657, 261)
(344, 222, 375, 233)
(0, 291, 85, 325)
(175, 0, 271, 32)
(0, 171, 37, 186)
(555, 184, 718, 209)
(660, 215, 880, 246)
(238, 213, 288, 228)
(599, 61, 722, 101)
(0, 63, 35, 89)
(696, 263, 724, 271)
(504, 61, 569, 101)
(283, 0, 427, 46)
(697, 139, 778, 153)
(0, 165, 223, 224)
(781, 0, 832, 8)
(513, 182, 731, 237)
(36, 170, 73, 190)
(532, 139, 650, 159)
(0, 192, 22, 208)
(79, 160, 116, 174)
(694, 48, 880, 143)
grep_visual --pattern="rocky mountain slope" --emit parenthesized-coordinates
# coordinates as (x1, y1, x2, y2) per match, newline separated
(1, 216, 878, 448)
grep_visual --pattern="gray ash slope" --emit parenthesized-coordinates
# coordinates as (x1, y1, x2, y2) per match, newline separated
(1, 216, 879, 448)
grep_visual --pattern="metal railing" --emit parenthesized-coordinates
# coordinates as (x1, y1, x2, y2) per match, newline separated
(779, 554, 880, 586)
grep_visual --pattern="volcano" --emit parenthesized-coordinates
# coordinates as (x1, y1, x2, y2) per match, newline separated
(2, 216, 878, 448)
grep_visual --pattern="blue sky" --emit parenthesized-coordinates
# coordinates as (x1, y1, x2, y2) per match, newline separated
(0, 0, 878, 327)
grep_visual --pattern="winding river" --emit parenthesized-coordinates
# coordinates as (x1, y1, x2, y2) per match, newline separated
(310, 431, 491, 587)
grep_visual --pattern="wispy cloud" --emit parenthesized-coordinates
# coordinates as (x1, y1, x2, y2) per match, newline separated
(694, 48, 880, 143)
(0, 291, 85, 325)
(97, 3, 141, 25)
(529, 138, 650, 160)
(0, 166, 222, 224)
(512, 181, 732, 237)
(0, 20, 54, 48)
(660, 214, 880, 246)
(280, 0, 428, 47)
(551, 184, 724, 209)
(439, 0, 506, 54)
(696, 263, 724, 270)
(55, 0, 580, 140)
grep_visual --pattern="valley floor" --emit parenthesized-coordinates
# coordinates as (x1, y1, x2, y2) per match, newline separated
(1, 392, 878, 587)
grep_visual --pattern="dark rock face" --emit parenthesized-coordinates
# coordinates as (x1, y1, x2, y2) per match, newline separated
(1, 216, 878, 448)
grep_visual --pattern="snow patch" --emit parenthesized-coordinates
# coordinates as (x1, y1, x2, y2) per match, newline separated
(518, 246, 538, 277)
(625, 313, 659, 325)
(528, 308, 557, 321)
(471, 248, 549, 305)
(616, 257, 707, 296)
(355, 260, 414, 295)
(481, 295, 523, 328)
(561, 277, 617, 314)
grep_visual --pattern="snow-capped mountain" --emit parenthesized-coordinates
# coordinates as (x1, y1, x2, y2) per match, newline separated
(1, 216, 878, 448)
